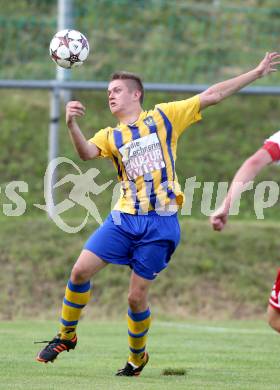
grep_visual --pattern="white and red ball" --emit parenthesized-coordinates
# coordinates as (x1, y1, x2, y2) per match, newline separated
(49, 29, 89, 69)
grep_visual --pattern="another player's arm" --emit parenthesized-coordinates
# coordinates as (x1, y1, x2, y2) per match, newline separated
(66, 100, 100, 160)
(210, 149, 273, 231)
(199, 52, 280, 110)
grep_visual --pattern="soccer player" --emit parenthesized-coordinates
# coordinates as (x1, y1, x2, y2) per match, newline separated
(210, 130, 280, 334)
(36, 52, 280, 376)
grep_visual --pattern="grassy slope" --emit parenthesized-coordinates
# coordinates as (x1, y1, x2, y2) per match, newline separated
(1, 216, 279, 320)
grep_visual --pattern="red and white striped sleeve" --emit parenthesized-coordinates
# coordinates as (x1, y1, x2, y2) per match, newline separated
(262, 131, 280, 162)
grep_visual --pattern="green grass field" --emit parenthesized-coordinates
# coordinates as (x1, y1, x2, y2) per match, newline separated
(1, 319, 279, 390)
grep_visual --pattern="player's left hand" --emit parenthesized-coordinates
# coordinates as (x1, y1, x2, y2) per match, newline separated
(256, 52, 280, 77)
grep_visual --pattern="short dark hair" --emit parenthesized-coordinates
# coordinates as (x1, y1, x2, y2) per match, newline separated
(110, 71, 144, 104)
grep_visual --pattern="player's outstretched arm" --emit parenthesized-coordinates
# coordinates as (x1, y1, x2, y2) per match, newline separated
(66, 100, 100, 160)
(199, 52, 280, 110)
(210, 148, 272, 231)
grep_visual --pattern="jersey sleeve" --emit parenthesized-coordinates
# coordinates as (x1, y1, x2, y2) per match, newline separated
(262, 131, 280, 161)
(155, 95, 202, 137)
(88, 127, 112, 159)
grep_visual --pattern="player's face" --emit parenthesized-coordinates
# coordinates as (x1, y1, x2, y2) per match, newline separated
(107, 80, 136, 115)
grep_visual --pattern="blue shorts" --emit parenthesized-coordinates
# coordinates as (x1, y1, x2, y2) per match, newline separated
(84, 211, 181, 280)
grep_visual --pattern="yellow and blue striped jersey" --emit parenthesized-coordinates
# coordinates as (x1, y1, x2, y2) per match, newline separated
(89, 95, 202, 214)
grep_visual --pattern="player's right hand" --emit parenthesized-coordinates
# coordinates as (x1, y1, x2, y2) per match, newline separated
(209, 206, 229, 232)
(66, 101, 86, 127)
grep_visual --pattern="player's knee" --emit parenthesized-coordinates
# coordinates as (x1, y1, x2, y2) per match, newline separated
(268, 315, 280, 332)
(267, 306, 280, 332)
(71, 263, 90, 284)
(128, 291, 145, 311)
(268, 316, 279, 332)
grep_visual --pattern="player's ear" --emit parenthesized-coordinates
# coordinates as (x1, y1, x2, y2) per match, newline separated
(134, 89, 141, 102)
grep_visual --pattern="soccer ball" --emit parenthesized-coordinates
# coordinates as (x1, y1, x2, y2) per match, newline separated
(49, 29, 89, 69)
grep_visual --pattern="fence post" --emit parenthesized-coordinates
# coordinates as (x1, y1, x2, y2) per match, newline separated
(47, 87, 60, 218)
(57, 0, 73, 103)
(46, 0, 74, 218)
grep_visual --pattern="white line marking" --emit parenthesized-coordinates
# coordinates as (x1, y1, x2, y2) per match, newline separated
(156, 321, 277, 335)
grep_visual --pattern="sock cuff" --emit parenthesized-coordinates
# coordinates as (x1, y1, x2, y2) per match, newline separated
(67, 280, 91, 293)
(128, 308, 151, 322)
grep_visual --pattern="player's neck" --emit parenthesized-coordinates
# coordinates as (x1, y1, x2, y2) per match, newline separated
(116, 106, 143, 125)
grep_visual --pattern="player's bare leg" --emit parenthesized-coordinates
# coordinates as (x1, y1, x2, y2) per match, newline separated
(128, 271, 151, 313)
(267, 305, 280, 332)
(70, 249, 108, 284)
(36, 250, 107, 363)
